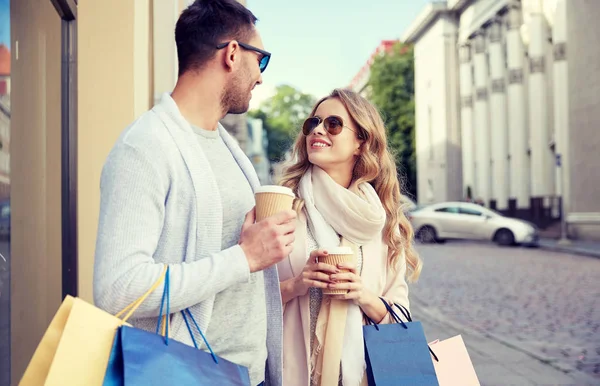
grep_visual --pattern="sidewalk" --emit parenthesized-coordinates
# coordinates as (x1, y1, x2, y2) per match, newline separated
(538, 238, 600, 259)
(411, 298, 598, 386)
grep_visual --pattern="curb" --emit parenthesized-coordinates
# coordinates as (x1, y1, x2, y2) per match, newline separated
(538, 242, 600, 259)
(410, 295, 599, 385)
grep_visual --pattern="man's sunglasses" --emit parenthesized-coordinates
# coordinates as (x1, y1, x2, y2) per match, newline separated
(216, 41, 271, 73)
(302, 115, 361, 137)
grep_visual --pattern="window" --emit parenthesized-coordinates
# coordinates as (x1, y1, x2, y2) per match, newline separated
(435, 207, 459, 214)
(459, 207, 483, 216)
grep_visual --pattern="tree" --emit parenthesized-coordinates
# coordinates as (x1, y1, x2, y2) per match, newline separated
(368, 42, 417, 199)
(249, 85, 316, 163)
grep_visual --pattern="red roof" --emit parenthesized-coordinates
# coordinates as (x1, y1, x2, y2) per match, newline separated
(0, 45, 10, 76)
(348, 40, 397, 90)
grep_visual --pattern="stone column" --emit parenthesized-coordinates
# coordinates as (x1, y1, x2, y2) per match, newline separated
(488, 19, 509, 210)
(459, 43, 475, 200)
(553, 0, 570, 230)
(506, 1, 530, 209)
(153, 0, 180, 105)
(528, 2, 554, 197)
(473, 32, 491, 205)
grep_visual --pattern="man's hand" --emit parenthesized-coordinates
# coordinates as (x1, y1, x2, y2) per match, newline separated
(239, 208, 297, 272)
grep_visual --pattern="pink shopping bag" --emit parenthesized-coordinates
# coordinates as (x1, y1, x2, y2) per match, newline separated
(429, 335, 480, 386)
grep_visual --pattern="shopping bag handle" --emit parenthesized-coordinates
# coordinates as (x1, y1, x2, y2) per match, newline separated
(363, 298, 408, 329)
(393, 303, 412, 322)
(378, 298, 440, 362)
(155, 266, 171, 343)
(181, 308, 219, 364)
(380, 298, 408, 328)
(115, 265, 169, 324)
(150, 266, 219, 364)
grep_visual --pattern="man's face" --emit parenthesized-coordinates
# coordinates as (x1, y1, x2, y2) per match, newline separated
(222, 30, 266, 115)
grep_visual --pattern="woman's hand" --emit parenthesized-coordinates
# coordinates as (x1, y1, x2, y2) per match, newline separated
(293, 249, 339, 296)
(328, 262, 389, 323)
(281, 249, 339, 304)
(328, 262, 365, 305)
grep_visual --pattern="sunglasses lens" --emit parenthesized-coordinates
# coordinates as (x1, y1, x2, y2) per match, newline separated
(303, 117, 319, 135)
(259, 55, 270, 73)
(324, 116, 343, 135)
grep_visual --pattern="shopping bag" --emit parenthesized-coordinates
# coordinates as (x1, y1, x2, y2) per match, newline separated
(103, 266, 251, 386)
(429, 335, 480, 386)
(363, 299, 439, 386)
(19, 266, 168, 386)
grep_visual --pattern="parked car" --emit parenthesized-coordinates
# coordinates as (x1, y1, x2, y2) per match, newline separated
(400, 195, 418, 213)
(409, 201, 538, 246)
(0, 199, 9, 240)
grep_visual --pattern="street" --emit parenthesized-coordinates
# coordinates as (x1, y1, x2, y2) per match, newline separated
(0, 239, 10, 386)
(412, 241, 600, 385)
(2, 239, 600, 385)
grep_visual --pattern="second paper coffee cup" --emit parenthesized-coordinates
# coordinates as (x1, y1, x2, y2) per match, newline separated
(254, 185, 295, 221)
(317, 246, 355, 295)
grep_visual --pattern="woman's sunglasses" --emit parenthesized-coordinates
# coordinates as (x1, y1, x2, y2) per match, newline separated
(302, 115, 359, 137)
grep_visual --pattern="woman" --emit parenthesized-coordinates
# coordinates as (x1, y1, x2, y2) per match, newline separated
(277, 89, 422, 386)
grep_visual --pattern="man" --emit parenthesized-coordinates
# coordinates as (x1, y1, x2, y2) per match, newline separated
(93, 1, 295, 385)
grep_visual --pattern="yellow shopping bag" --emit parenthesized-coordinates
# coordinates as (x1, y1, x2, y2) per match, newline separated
(19, 266, 168, 386)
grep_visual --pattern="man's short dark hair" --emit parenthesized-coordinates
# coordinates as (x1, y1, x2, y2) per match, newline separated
(175, 0, 258, 76)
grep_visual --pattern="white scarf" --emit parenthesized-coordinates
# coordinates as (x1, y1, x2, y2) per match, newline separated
(299, 166, 386, 386)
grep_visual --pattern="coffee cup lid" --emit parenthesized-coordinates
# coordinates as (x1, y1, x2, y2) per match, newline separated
(255, 185, 295, 197)
(326, 246, 354, 255)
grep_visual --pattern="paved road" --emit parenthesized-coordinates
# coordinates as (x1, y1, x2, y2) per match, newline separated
(0, 239, 10, 386)
(412, 241, 600, 383)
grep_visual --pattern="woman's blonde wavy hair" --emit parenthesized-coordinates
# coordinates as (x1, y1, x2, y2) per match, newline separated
(279, 88, 422, 282)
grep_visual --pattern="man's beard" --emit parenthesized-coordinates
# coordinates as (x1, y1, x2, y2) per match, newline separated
(222, 69, 253, 115)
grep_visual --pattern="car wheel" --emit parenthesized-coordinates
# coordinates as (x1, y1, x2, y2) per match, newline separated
(417, 226, 438, 244)
(494, 228, 515, 246)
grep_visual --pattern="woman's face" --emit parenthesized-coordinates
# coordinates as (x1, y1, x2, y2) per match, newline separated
(304, 98, 362, 178)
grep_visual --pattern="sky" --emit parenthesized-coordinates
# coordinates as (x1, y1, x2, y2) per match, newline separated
(0, 0, 8, 48)
(0, 0, 431, 103)
(245, 0, 431, 109)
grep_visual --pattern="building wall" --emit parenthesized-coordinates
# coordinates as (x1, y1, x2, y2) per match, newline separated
(0, 100, 9, 199)
(443, 16, 463, 202)
(78, 0, 153, 303)
(415, 16, 461, 204)
(8, 0, 263, 382)
(566, 0, 600, 238)
(409, 0, 600, 238)
(458, 0, 508, 42)
(0, 75, 9, 96)
(10, 0, 157, 382)
(10, 0, 63, 383)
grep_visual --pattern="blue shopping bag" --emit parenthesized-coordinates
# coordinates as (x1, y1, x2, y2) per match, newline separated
(103, 266, 251, 386)
(363, 299, 439, 386)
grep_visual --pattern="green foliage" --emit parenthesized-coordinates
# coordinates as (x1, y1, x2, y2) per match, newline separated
(248, 85, 316, 162)
(368, 43, 417, 198)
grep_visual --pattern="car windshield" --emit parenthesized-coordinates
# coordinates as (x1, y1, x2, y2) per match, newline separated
(484, 208, 503, 217)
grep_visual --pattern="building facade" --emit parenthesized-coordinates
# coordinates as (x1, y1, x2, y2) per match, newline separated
(4, 0, 263, 384)
(246, 117, 271, 184)
(403, 0, 600, 238)
(0, 44, 9, 201)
